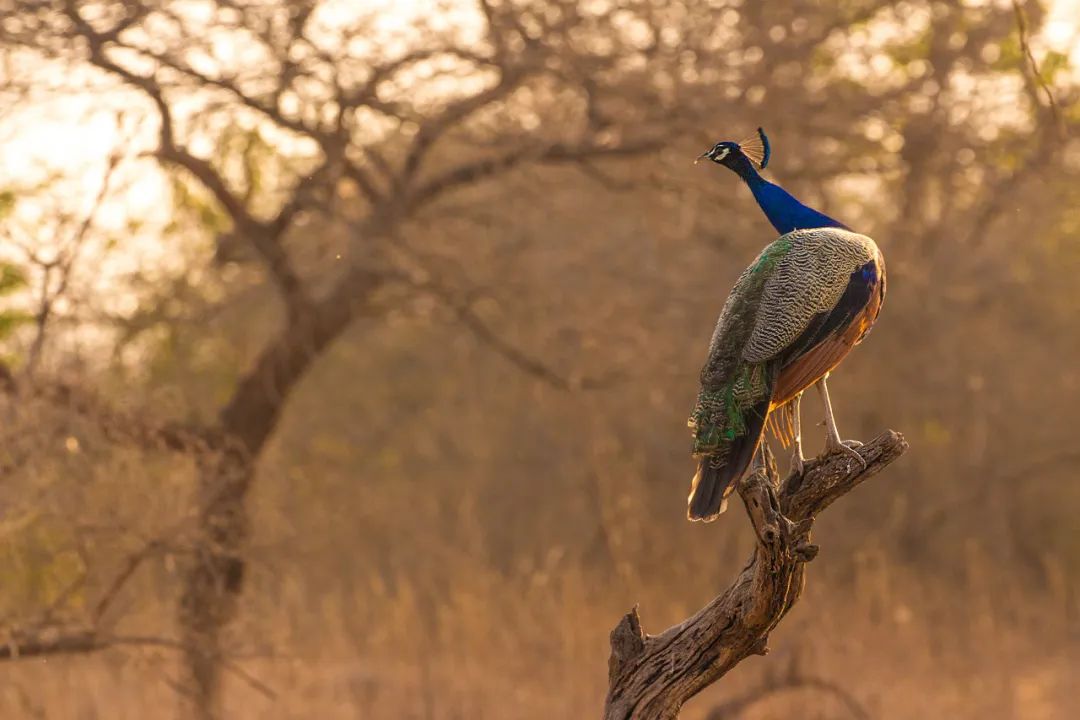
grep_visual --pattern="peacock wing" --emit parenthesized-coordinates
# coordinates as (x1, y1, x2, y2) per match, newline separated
(698, 236, 794, 388)
(742, 228, 877, 366)
(690, 236, 795, 457)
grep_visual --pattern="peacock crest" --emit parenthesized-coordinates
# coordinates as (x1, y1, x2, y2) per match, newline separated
(738, 127, 771, 169)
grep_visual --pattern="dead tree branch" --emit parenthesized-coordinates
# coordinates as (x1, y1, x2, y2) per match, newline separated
(0, 625, 101, 659)
(704, 657, 871, 720)
(604, 430, 908, 720)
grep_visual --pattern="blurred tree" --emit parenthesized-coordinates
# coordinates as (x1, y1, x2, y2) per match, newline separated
(2, 1, 693, 716)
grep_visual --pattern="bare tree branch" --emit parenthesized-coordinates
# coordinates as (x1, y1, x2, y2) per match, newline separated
(92, 539, 168, 624)
(1012, 0, 1067, 139)
(0, 626, 276, 698)
(217, 264, 388, 452)
(705, 667, 871, 720)
(410, 137, 665, 211)
(24, 150, 121, 377)
(61, 2, 308, 305)
(0, 625, 100, 659)
(605, 431, 908, 720)
(401, 69, 527, 185)
(124, 44, 318, 139)
(0, 364, 221, 455)
(343, 46, 496, 112)
(410, 276, 620, 391)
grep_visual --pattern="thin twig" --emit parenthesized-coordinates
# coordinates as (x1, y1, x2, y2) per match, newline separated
(706, 673, 870, 720)
(1012, 0, 1067, 139)
(25, 149, 122, 377)
(92, 540, 167, 623)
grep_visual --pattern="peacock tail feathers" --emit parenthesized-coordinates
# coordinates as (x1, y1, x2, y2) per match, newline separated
(688, 361, 776, 457)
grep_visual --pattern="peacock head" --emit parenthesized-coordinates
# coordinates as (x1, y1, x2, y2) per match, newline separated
(696, 127, 771, 173)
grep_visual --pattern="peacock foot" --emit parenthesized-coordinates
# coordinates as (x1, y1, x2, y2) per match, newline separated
(824, 437, 867, 470)
(784, 453, 807, 493)
(790, 448, 805, 477)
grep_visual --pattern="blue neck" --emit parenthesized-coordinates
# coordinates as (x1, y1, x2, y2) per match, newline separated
(731, 158, 847, 235)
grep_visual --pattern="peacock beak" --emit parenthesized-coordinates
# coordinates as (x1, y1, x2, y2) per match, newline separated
(694, 149, 713, 164)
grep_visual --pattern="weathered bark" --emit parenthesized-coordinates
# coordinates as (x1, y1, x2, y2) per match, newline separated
(604, 430, 908, 720)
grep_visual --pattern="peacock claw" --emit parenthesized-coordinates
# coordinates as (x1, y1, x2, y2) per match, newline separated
(826, 438, 867, 470)
(790, 450, 805, 477)
(784, 454, 806, 493)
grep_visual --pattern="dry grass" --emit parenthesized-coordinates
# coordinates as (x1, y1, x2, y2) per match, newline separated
(2, 481, 1075, 720)
(2, 382, 1079, 719)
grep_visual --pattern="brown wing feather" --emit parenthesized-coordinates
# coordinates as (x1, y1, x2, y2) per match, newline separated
(771, 280, 884, 405)
(772, 336, 853, 405)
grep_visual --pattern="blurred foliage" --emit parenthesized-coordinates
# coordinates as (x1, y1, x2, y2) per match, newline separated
(0, 262, 26, 296)
(0, 190, 15, 219)
(0, 262, 31, 341)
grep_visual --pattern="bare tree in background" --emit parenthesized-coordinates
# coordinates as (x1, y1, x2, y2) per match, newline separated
(2, 1, 697, 715)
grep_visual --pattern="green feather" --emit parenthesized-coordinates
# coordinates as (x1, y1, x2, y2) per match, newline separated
(689, 364, 772, 456)
(688, 235, 794, 459)
(751, 236, 792, 275)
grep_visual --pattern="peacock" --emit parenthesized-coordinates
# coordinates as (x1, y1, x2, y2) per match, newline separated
(686, 128, 886, 521)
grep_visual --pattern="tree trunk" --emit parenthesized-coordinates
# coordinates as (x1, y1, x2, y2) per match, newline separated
(175, 268, 385, 718)
(179, 448, 254, 720)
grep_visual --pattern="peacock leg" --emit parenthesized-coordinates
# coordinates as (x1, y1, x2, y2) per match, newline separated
(815, 374, 866, 469)
(789, 392, 805, 476)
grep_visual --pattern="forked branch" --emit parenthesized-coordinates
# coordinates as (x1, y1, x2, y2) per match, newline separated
(605, 430, 908, 720)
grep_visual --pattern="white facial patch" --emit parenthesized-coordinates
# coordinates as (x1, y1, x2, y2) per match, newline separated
(715, 147, 730, 161)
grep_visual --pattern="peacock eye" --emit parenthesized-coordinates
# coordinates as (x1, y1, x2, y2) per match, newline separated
(714, 147, 730, 161)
